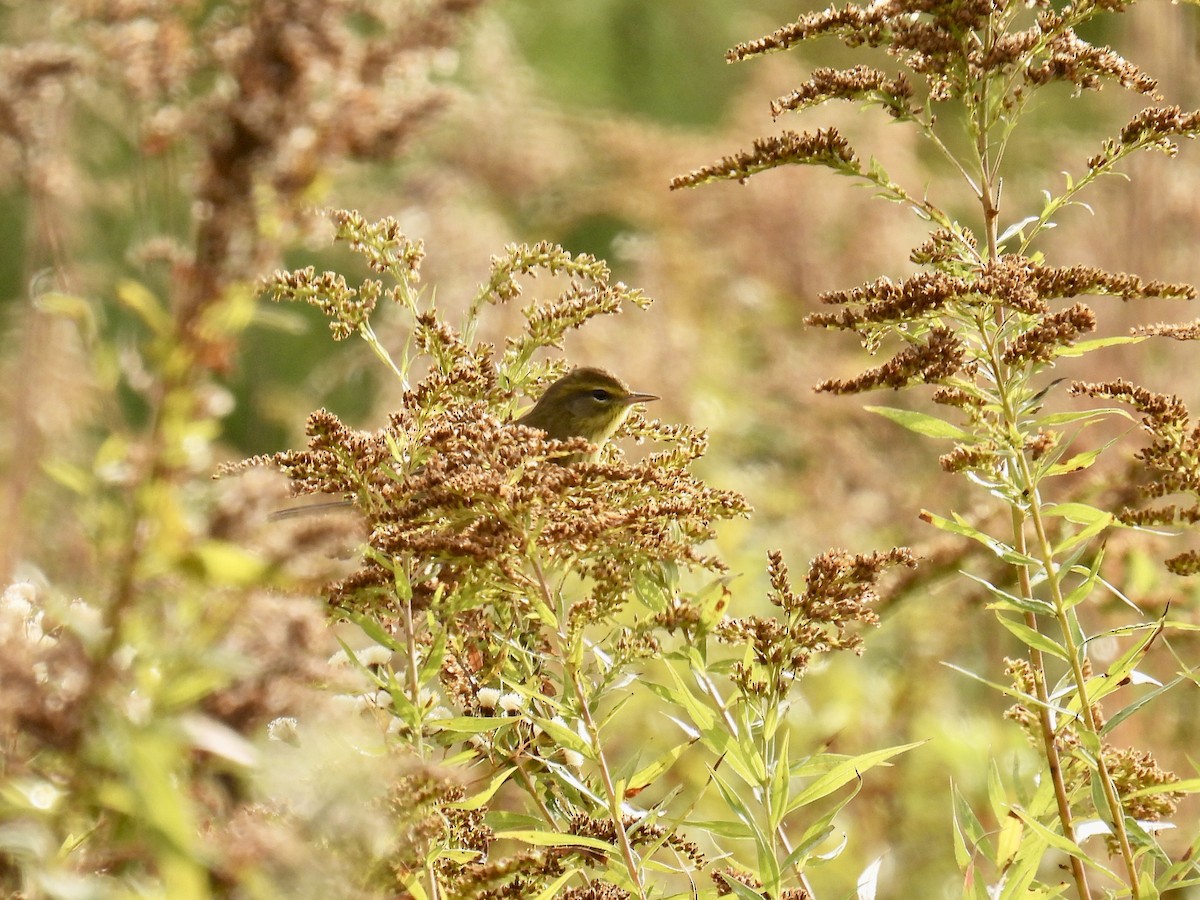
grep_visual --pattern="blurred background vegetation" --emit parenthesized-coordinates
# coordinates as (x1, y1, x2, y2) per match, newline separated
(2, 0, 1199, 896)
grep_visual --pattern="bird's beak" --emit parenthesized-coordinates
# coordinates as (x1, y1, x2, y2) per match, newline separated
(622, 391, 659, 405)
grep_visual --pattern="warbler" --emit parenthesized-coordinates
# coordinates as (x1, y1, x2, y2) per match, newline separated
(270, 367, 657, 518)
(514, 366, 659, 462)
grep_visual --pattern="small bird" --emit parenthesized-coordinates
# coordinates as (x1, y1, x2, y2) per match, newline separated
(514, 366, 659, 463)
(270, 367, 657, 518)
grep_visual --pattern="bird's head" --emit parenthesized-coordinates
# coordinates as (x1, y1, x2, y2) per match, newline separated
(517, 367, 659, 451)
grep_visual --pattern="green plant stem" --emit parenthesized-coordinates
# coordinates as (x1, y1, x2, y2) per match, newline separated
(1015, 457, 1141, 896)
(1011, 510, 1093, 900)
(359, 320, 408, 388)
(690, 667, 818, 898)
(531, 558, 648, 900)
(78, 371, 178, 725)
(971, 237, 1096, 896)
(514, 758, 560, 831)
(568, 666, 648, 900)
(400, 579, 425, 757)
(978, 302, 1139, 894)
(972, 100, 1093, 895)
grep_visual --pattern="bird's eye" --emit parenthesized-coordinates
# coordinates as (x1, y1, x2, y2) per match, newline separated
(591, 389, 611, 402)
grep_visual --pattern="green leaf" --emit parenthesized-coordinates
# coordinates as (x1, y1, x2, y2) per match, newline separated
(633, 567, 670, 613)
(1052, 335, 1144, 358)
(786, 742, 925, 812)
(188, 540, 271, 587)
(433, 716, 520, 735)
(943, 663, 1074, 720)
(531, 872, 581, 900)
(41, 459, 94, 495)
(997, 215, 1042, 246)
(1035, 406, 1133, 428)
(342, 611, 405, 653)
(996, 820, 1043, 900)
(684, 818, 755, 839)
(447, 767, 517, 811)
(1044, 447, 1106, 477)
(951, 782, 988, 870)
(418, 627, 447, 685)
(117, 279, 172, 336)
(865, 406, 975, 441)
(920, 511, 1040, 566)
(783, 786, 856, 872)
(767, 729, 791, 833)
(1041, 502, 1111, 526)
(720, 877, 770, 900)
(397, 871, 430, 900)
(962, 572, 1055, 615)
(1009, 808, 1086, 860)
(712, 769, 778, 889)
(491, 830, 616, 854)
(994, 615, 1069, 660)
(1086, 620, 1165, 709)
(1103, 677, 1178, 734)
(531, 716, 594, 758)
(1053, 508, 1115, 556)
(625, 738, 695, 798)
(647, 667, 717, 734)
(1060, 551, 1105, 612)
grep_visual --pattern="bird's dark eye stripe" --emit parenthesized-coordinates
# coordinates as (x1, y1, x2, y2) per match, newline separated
(591, 389, 611, 401)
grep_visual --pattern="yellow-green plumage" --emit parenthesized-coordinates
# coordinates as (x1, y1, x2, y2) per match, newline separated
(516, 367, 658, 462)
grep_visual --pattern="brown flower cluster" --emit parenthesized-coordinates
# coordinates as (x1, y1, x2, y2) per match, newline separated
(201, 592, 340, 734)
(910, 228, 977, 267)
(1004, 656, 1103, 755)
(1070, 380, 1200, 572)
(713, 867, 811, 899)
(1105, 747, 1183, 822)
(808, 271, 972, 330)
(939, 441, 1000, 474)
(669, 129, 860, 190)
(478, 241, 616, 306)
(1026, 264, 1194, 303)
(559, 885, 631, 900)
(770, 65, 915, 119)
(1002, 657, 1039, 740)
(329, 209, 427, 280)
(806, 257, 1195, 395)
(725, 0, 990, 63)
(808, 257, 1180, 335)
(1024, 27, 1156, 94)
(1025, 428, 1059, 461)
(0, 583, 92, 754)
(716, 548, 914, 696)
(1088, 105, 1200, 171)
(1001, 302, 1095, 365)
(1005, 659, 1182, 830)
(262, 266, 382, 341)
(260, 213, 431, 340)
(0, 41, 83, 190)
(932, 386, 983, 409)
(727, 0, 1150, 108)
(569, 813, 706, 869)
(230, 381, 749, 627)
(1132, 319, 1200, 341)
(467, 242, 653, 371)
(815, 326, 965, 394)
(427, 812, 701, 899)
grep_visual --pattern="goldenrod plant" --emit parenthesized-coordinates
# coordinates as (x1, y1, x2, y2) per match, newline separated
(673, 1, 1200, 896)
(231, 210, 917, 899)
